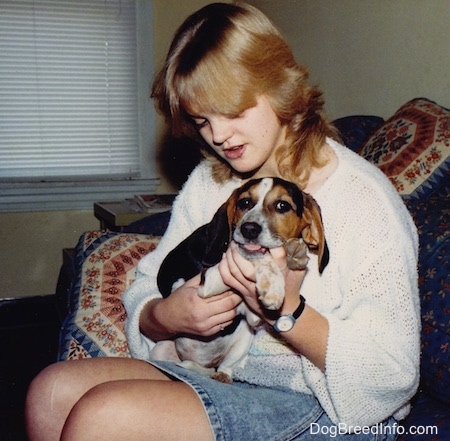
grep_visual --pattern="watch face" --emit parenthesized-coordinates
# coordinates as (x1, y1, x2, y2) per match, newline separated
(275, 315, 295, 332)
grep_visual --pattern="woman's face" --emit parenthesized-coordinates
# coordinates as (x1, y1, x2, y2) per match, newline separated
(189, 95, 286, 178)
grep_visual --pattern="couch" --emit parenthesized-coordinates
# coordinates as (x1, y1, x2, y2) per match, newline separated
(56, 98, 449, 440)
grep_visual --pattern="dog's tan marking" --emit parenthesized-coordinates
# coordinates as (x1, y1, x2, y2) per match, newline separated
(263, 183, 307, 239)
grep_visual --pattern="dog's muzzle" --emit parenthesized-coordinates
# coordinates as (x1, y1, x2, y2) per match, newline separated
(235, 221, 270, 256)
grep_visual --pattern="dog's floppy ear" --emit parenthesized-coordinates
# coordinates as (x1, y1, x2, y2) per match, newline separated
(300, 193, 329, 273)
(202, 202, 231, 267)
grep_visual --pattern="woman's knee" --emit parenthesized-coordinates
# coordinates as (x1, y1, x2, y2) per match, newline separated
(61, 381, 149, 440)
(61, 382, 112, 437)
(26, 361, 87, 424)
(26, 361, 79, 440)
(27, 362, 67, 410)
(62, 379, 213, 441)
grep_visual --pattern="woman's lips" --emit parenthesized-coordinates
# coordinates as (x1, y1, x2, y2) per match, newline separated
(223, 144, 245, 160)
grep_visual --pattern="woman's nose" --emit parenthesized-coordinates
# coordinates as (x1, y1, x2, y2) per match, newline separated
(210, 117, 232, 146)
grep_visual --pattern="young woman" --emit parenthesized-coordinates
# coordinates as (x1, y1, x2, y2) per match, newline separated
(26, 3, 420, 440)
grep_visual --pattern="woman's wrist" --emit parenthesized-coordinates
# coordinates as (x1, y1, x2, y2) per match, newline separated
(272, 295, 305, 333)
(139, 298, 177, 341)
(276, 301, 329, 372)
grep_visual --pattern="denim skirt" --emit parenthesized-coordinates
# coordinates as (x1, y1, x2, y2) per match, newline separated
(150, 360, 399, 441)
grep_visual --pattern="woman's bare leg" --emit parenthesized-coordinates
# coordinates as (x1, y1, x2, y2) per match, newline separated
(25, 358, 213, 441)
(61, 378, 213, 441)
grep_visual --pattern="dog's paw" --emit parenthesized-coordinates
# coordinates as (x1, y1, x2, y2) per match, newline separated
(257, 281, 285, 310)
(255, 262, 285, 310)
(284, 238, 309, 270)
(211, 371, 233, 384)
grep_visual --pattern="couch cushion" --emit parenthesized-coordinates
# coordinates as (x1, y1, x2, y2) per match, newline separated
(406, 195, 450, 404)
(58, 231, 160, 360)
(359, 98, 450, 199)
(333, 115, 385, 152)
(399, 392, 450, 440)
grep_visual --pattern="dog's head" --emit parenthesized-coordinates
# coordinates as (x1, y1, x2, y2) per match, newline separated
(203, 177, 329, 273)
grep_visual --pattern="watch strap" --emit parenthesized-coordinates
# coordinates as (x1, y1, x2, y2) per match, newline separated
(291, 295, 306, 319)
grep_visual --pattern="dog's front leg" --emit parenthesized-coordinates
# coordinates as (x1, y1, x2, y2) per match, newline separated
(254, 255, 285, 310)
(197, 264, 229, 298)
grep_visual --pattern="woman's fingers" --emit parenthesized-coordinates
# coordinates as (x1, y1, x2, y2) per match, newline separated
(169, 276, 242, 336)
(269, 246, 288, 272)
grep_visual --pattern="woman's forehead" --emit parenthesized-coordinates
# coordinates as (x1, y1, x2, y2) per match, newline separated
(179, 81, 257, 118)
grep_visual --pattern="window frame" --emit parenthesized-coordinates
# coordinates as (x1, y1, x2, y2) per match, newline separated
(0, 0, 159, 212)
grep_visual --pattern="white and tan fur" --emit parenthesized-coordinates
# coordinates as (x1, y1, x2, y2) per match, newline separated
(153, 177, 329, 383)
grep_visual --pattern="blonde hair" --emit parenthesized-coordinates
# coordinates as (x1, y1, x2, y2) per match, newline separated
(152, 2, 337, 187)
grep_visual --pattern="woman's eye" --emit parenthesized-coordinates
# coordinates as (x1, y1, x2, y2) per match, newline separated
(192, 117, 209, 128)
(275, 200, 292, 213)
(225, 111, 244, 120)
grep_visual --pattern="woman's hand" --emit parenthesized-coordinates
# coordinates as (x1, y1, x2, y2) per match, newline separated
(218, 242, 307, 320)
(218, 242, 328, 371)
(139, 274, 242, 341)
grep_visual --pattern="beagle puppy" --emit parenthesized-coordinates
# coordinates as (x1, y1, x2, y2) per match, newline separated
(153, 177, 329, 383)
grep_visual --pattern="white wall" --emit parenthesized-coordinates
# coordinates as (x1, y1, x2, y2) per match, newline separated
(248, 0, 450, 119)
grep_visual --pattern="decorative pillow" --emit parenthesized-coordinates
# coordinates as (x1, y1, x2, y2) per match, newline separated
(58, 231, 160, 360)
(359, 98, 450, 199)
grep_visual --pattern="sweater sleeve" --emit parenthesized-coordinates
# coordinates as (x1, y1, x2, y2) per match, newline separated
(123, 162, 241, 360)
(302, 176, 420, 426)
(122, 183, 196, 360)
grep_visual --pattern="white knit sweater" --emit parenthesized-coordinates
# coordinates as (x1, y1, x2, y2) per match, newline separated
(123, 139, 420, 427)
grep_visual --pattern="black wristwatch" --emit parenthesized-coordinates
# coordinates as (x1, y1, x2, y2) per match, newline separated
(273, 295, 306, 333)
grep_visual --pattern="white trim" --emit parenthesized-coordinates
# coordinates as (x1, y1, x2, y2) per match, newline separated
(136, 0, 157, 180)
(0, 178, 159, 212)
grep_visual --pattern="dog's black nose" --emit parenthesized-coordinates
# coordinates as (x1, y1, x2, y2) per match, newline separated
(240, 222, 262, 240)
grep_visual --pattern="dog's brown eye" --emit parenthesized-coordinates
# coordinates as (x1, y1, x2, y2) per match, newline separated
(237, 197, 253, 210)
(275, 200, 292, 213)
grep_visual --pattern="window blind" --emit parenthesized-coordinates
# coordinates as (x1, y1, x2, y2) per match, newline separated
(0, 0, 140, 181)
